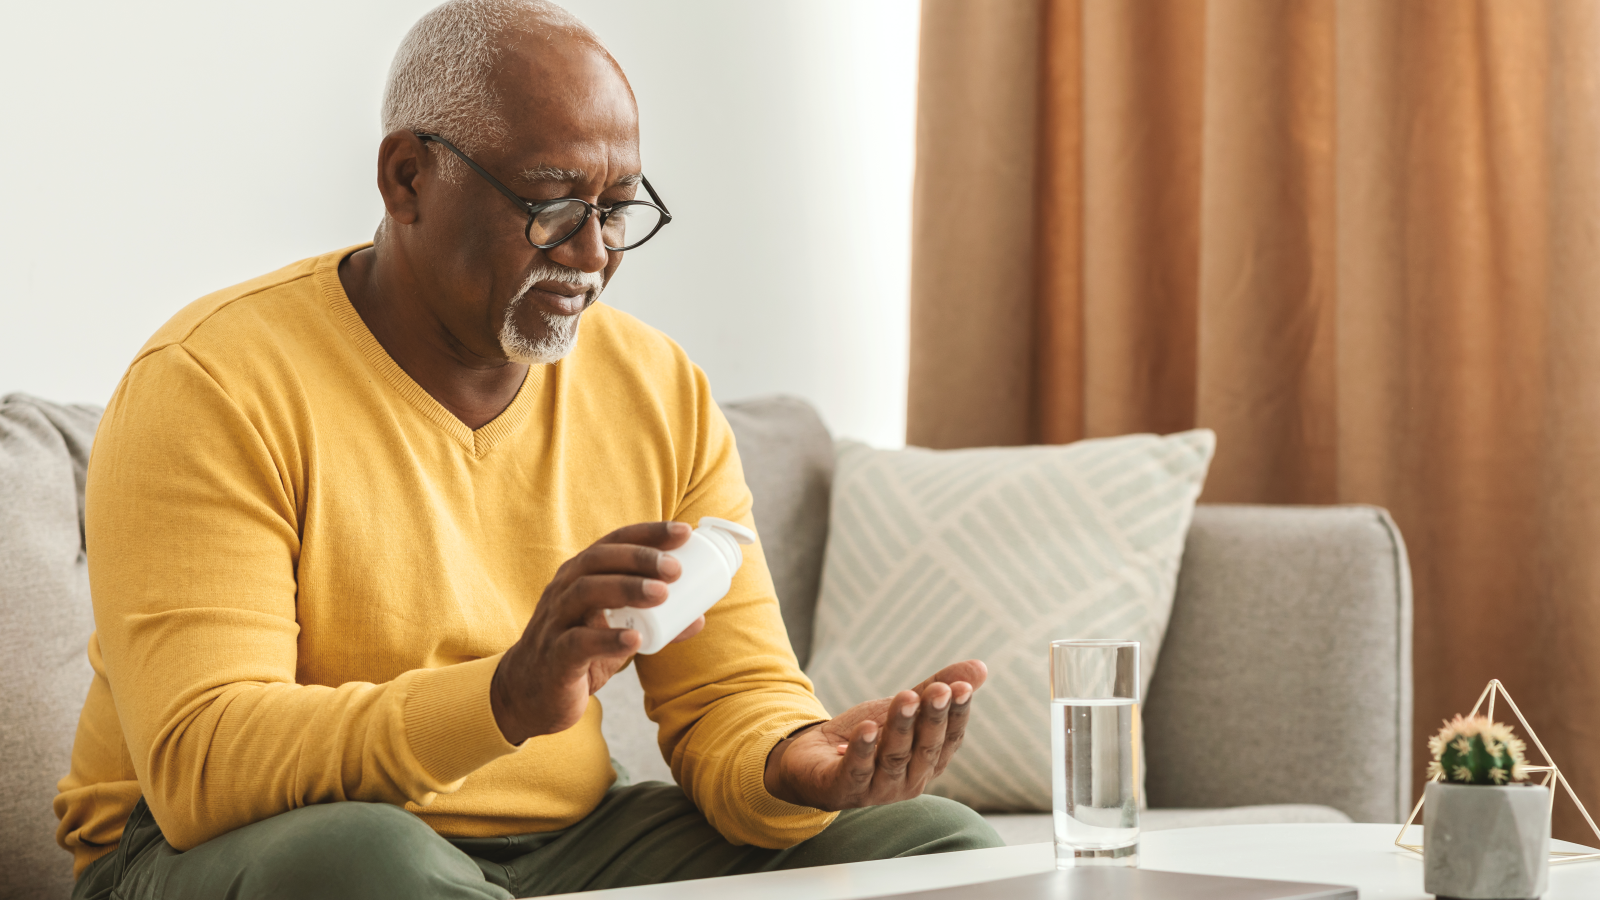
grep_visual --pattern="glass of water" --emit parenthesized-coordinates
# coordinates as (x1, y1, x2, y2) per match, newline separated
(1050, 639, 1140, 868)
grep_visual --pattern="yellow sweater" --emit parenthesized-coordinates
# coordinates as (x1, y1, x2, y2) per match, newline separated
(54, 245, 836, 876)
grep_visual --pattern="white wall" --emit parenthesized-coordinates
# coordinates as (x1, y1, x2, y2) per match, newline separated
(0, 1, 917, 447)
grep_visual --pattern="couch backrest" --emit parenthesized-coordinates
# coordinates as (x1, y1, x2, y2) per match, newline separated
(1143, 504, 1414, 823)
(721, 396, 833, 668)
(0, 394, 102, 900)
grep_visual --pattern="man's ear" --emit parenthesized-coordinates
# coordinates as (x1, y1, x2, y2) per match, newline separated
(376, 129, 427, 225)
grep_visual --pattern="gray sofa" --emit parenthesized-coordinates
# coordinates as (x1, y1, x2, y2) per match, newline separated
(1, 393, 1412, 898)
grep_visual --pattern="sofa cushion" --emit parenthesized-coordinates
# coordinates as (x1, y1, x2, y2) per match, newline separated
(0, 394, 102, 900)
(806, 431, 1215, 812)
(980, 804, 1354, 847)
(721, 396, 834, 667)
(1142, 504, 1412, 823)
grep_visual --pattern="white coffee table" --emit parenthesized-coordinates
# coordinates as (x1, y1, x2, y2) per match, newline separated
(549, 824, 1600, 900)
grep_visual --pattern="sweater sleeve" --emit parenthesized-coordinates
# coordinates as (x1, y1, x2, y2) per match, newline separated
(632, 369, 838, 848)
(87, 345, 519, 850)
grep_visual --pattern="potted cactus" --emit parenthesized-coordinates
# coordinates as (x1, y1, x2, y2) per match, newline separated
(1423, 715, 1550, 900)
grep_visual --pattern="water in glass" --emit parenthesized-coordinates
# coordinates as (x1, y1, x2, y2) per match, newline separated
(1051, 697, 1139, 861)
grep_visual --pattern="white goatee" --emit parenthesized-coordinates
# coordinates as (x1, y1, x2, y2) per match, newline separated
(499, 265, 604, 364)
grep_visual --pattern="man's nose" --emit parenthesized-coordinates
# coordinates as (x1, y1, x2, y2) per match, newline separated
(547, 214, 610, 274)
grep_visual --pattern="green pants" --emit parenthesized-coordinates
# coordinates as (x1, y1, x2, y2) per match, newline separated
(73, 782, 1002, 899)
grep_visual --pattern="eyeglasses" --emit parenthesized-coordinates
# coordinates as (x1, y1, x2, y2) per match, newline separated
(416, 132, 672, 252)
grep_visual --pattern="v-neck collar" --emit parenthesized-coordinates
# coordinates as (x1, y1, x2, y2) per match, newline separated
(317, 245, 544, 459)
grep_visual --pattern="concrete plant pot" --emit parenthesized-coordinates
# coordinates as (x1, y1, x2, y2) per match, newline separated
(1424, 781, 1550, 899)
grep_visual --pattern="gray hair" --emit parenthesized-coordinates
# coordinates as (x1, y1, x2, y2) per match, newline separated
(380, 0, 601, 181)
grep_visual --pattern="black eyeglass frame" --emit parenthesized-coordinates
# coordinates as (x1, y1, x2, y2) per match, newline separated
(416, 131, 672, 252)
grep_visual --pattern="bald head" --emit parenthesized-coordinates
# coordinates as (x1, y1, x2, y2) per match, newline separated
(382, 0, 632, 178)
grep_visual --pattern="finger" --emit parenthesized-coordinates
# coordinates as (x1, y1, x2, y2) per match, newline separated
(668, 615, 706, 644)
(906, 682, 952, 789)
(833, 720, 878, 807)
(934, 681, 975, 775)
(545, 544, 678, 606)
(571, 543, 683, 582)
(559, 575, 669, 626)
(871, 690, 920, 800)
(597, 521, 692, 552)
(557, 625, 641, 666)
(914, 659, 989, 694)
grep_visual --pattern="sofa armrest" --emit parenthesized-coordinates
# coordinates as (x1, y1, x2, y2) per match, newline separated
(1143, 504, 1413, 823)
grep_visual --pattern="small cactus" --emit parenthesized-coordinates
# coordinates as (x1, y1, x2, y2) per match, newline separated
(1427, 715, 1530, 786)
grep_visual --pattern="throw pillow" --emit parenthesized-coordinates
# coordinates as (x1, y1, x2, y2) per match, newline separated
(806, 430, 1214, 812)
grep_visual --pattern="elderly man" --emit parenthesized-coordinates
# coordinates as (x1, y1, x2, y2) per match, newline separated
(55, 2, 999, 898)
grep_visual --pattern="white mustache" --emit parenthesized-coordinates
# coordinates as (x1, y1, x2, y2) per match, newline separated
(514, 264, 604, 302)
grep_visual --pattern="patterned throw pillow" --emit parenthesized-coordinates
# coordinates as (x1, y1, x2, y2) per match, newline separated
(806, 430, 1215, 812)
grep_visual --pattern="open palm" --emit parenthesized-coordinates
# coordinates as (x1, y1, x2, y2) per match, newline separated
(766, 660, 987, 811)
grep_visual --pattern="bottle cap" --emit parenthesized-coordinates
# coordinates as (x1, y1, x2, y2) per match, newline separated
(695, 517, 755, 544)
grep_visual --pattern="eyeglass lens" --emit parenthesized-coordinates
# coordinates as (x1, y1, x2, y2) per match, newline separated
(602, 203, 665, 251)
(528, 201, 665, 251)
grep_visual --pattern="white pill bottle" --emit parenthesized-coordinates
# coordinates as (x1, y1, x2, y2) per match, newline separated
(603, 517, 755, 654)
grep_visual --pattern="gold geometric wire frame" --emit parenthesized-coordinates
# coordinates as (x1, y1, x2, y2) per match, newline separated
(1395, 679, 1600, 865)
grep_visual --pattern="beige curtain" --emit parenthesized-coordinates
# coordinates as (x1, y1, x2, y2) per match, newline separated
(910, 0, 1600, 840)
